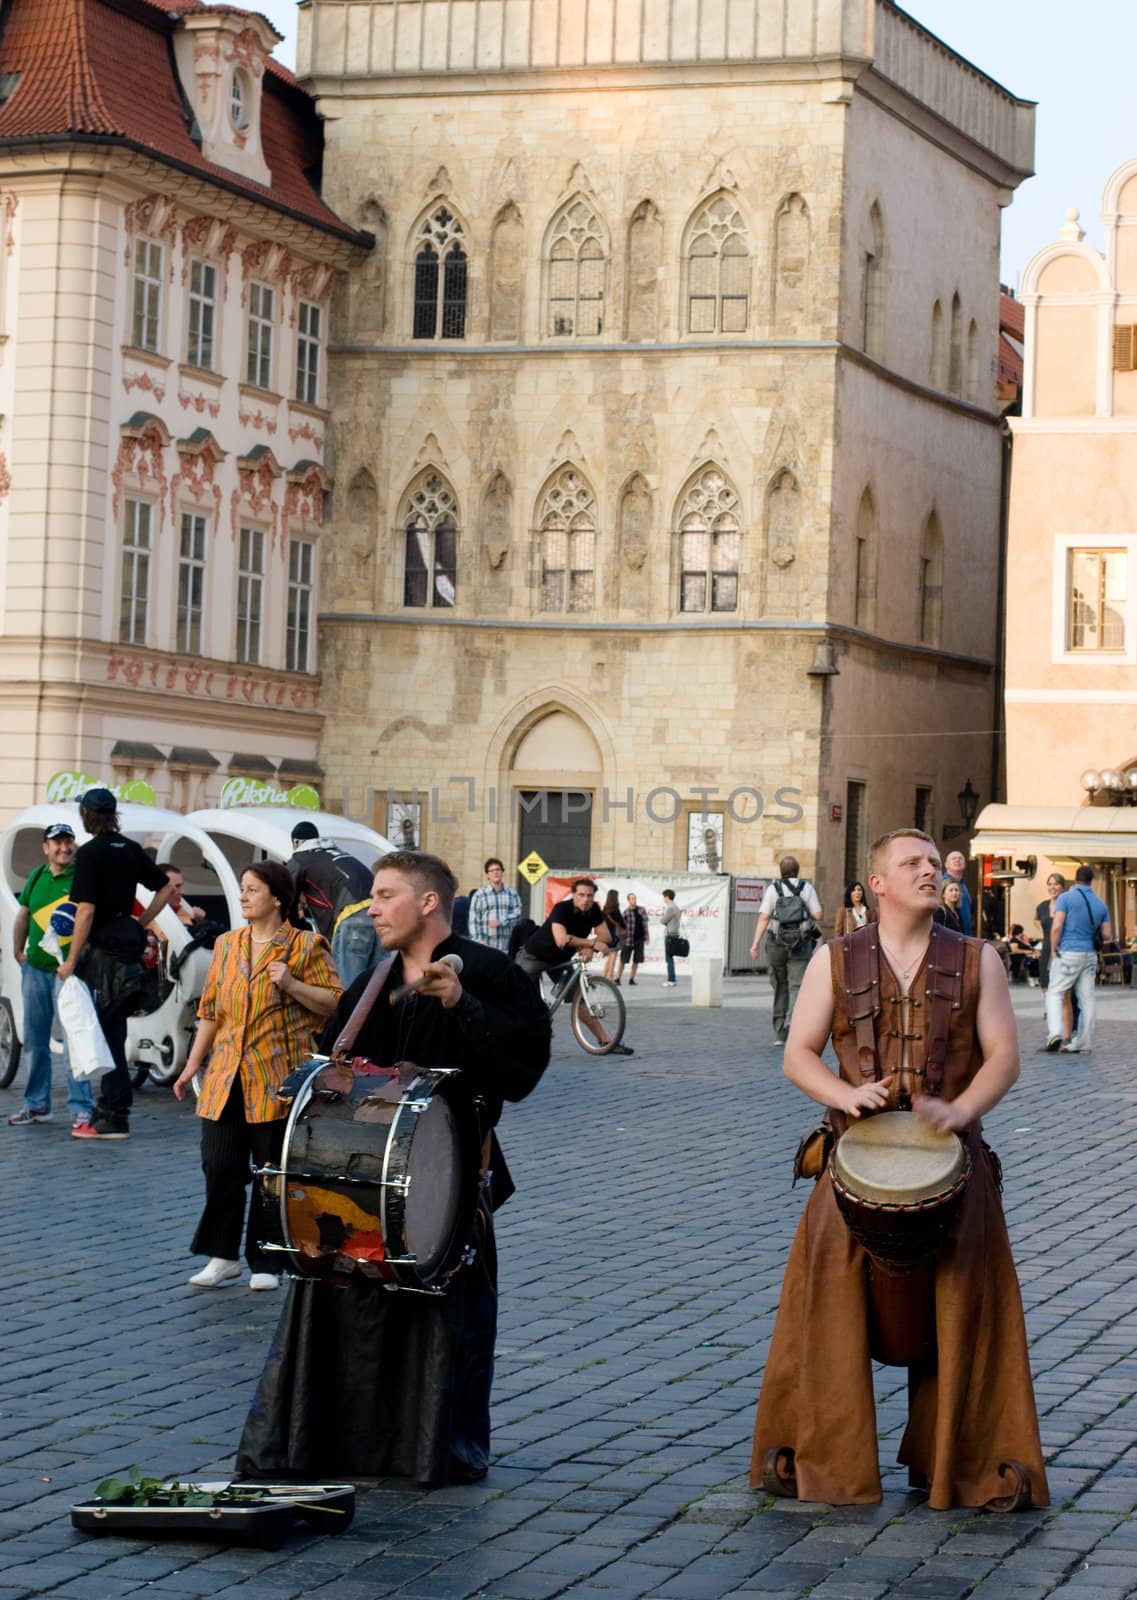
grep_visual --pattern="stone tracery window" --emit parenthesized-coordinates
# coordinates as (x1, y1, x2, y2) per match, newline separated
(683, 194, 751, 335)
(545, 199, 606, 338)
(536, 467, 596, 611)
(402, 471, 458, 607)
(412, 206, 467, 340)
(675, 466, 741, 612)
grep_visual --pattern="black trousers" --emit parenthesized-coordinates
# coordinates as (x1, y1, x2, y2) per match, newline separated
(191, 1076, 286, 1272)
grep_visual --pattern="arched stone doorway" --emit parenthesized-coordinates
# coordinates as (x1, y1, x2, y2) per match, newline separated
(509, 710, 603, 894)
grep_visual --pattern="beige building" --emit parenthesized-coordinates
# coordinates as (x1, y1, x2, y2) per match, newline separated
(0, 0, 363, 816)
(985, 172, 1137, 940)
(309, 0, 1034, 910)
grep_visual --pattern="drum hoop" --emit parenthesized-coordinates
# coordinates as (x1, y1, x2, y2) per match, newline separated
(278, 1055, 333, 1260)
(830, 1151, 971, 1217)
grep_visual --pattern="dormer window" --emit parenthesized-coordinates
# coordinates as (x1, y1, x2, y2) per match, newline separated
(230, 73, 249, 131)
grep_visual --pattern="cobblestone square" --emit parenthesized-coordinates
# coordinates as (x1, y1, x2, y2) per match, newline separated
(2, 980, 1135, 1599)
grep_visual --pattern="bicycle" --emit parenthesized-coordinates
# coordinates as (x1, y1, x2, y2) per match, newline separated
(541, 953, 627, 1055)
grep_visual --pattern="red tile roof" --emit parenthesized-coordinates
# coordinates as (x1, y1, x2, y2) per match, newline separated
(0, 0, 362, 242)
(998, 290, 1024, 400)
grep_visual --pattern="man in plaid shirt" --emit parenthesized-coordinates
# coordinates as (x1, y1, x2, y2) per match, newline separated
(469, 857, 524, 953)
(617, 892, 649, 986)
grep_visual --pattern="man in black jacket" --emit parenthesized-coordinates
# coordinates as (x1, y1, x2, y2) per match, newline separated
(237, 850, 551, 1487)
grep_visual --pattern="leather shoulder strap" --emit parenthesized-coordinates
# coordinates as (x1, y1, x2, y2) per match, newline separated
(331, 953, 396, 1059)
(841, 921, 881, 1082)
(923, 923, 965, 1095)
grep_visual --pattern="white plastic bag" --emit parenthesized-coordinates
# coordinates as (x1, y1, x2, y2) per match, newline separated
(57, 976, 115, 1081)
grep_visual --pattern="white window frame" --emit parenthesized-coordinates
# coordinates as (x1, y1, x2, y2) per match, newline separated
(247, 280, 274, 390)
(295, 299, 321, 404)
(186, 257, 218, 371)
(286, 537, 315, 672)
(1050, 533, 1137, 665)
(131, 238, 163, 353)
(177, 511, 209, 656)
(236, 524, 265, 664)
(119, 498, 153, 645)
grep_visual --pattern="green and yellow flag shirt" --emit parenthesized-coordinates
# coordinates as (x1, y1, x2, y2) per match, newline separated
(19, 862, 77, 972)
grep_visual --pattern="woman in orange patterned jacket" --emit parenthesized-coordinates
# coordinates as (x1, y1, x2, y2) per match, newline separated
(174, 860, 342, 1292)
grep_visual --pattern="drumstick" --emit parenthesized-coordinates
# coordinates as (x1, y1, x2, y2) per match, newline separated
(388, 952, 463, 1005)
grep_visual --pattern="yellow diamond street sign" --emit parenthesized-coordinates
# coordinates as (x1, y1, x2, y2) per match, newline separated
(517, 851, 549, 885)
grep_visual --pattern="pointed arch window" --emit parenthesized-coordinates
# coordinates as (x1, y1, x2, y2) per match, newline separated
(536, 467, 596, 611)
(546, 199, 606, 337)
(862, 203, 885, 359)
(676, 466, 741, 612)
(684, 194, 751, 334)
(412, 207, 467, 340)
(920, 511, 944, 646)
(402, 472, 458, 607)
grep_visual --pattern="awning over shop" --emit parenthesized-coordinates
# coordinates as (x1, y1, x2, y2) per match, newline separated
(970, 804, 1137, 862)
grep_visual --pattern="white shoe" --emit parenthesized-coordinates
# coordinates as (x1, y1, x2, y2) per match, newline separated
(663, 980, 677, 987)
(249, 1272, 279, 1291)
(188, 1257, 241, 1288)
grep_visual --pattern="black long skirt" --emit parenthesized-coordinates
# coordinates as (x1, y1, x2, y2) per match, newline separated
(235, 1205, 497, 1487)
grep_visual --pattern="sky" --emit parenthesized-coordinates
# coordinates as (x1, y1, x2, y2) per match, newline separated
(256, 0, 1131, 287)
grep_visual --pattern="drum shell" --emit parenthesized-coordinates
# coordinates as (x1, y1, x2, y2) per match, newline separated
(267, 1058, 482, 1291)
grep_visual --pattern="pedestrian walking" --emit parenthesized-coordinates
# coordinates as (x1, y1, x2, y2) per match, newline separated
(1044, 865, 1110, 1054)
(661, 889, 682, 986)
(617, 893, 648, 986)
(288, 822, 380, 987)
(7, 823, 95, 1133)
(1034, 873, 1074, 1038)
(172, 861, 342, 1291)
(751, 828, 1048, 1511)
(833, 882, 874, 937)
(749, 856, 822, 1044)
(600, 889, 625, 980)
(468, 858, 523, 954)
(56, 789, 176, 1140)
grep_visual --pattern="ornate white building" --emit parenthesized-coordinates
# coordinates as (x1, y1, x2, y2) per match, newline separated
(0, 0, 365, 814)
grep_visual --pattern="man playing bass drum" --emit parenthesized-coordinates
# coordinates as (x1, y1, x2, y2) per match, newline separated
(237, 850, 551, 1487)
(751, 829, 1048, 1511)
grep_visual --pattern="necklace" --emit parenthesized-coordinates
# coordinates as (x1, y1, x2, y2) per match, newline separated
(879, 940, 924, 983)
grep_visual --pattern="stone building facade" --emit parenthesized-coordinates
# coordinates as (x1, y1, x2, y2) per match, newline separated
(308, 0, 1034, 907)
(0, 0, 364, 817)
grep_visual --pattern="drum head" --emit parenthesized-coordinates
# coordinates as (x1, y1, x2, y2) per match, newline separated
(404, 1094, 463, 1273)
(832, 1111, 964, 1205)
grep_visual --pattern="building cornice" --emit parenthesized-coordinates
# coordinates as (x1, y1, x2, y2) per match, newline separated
(316, 611, 994, 672)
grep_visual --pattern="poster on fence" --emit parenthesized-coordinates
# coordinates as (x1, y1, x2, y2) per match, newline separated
(541, 869, 730, 973)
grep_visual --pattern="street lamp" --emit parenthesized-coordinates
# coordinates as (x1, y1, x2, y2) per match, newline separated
(1081, 766, 1137, 805)
(943, 778, 980, 840)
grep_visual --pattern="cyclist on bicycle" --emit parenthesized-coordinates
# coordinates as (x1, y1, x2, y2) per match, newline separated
(516, 878, 634, 1056)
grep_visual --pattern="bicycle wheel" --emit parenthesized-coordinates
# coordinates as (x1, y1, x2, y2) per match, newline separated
(570, 975, 626, 1055)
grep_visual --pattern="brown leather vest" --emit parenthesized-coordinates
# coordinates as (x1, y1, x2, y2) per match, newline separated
(830, 922, 984, 1109)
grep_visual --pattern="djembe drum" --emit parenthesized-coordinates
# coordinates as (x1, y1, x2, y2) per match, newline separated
(830, 1110, 971, 1364)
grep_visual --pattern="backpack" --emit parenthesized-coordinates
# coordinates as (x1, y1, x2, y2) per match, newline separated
(771, 878, 817, 953)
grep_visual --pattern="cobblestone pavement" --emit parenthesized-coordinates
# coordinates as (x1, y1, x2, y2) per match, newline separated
(2, 977, 1137, 1600)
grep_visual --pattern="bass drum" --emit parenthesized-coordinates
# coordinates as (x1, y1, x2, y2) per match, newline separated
(269, 1057, 483, 1292)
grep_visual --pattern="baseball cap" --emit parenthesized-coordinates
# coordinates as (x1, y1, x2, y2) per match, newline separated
(291, 820, 320, 842)
(78, 786, 117, 813)
(43, 822, 75, 840)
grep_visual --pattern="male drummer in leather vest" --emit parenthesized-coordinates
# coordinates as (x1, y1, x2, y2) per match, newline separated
(236, 849, 551, 1488)
(750, 828, 1048, 1512)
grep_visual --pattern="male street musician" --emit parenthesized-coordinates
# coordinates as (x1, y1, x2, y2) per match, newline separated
(237, 850, 551, 1486)
(751, 829, 1048, 1511)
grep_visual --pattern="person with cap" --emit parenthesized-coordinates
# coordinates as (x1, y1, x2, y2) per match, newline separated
(56, 788, 176, 1140)
(287, 820, 380, 988)
(7, 822, 96, 1132)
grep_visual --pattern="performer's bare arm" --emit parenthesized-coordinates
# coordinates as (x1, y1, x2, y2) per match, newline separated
(782, 945, 894, 1118)
(915, 942, 1020, 1134)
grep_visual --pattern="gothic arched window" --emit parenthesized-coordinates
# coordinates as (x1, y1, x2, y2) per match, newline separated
(675, 465, 741, 612)
(683, 193, 751, 334)
(535, 467, 596, 611)
(412, 207, 467, 340)
(402, 471, 459, 607)
(545, 198, 607, 338)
